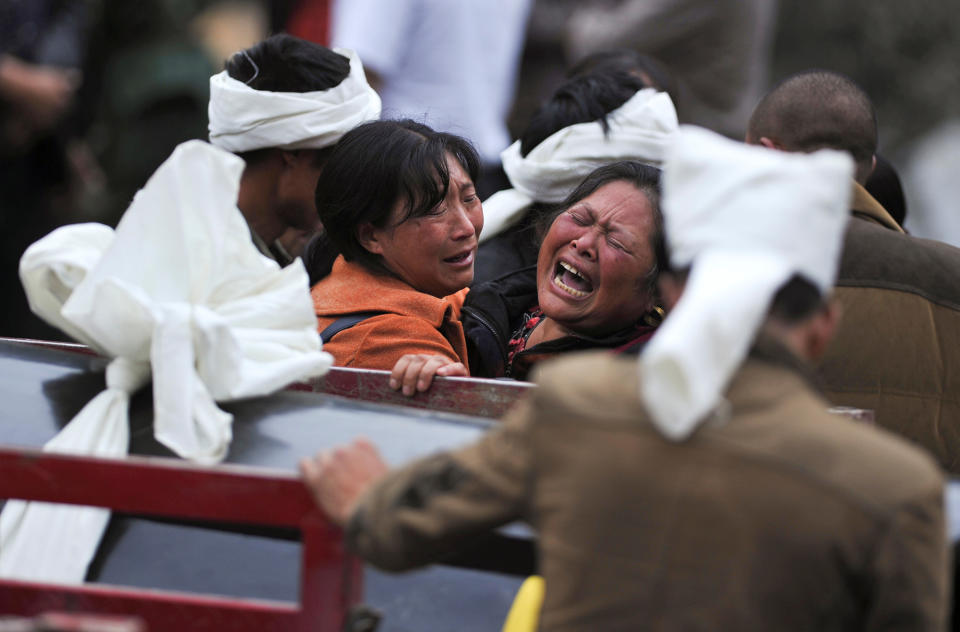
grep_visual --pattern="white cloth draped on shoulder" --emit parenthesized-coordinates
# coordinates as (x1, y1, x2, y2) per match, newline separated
(2, 140, 333, 584)
(208, 47, 381, 153)
(639, 126, 853, 441)
(480, 88, 678, 243)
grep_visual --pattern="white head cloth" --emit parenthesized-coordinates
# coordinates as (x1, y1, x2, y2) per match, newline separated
(2, 140, 333, 584)
(208, 47, 381, 153)
(480, 88, 677, 243)
(640, 126, 853, 441)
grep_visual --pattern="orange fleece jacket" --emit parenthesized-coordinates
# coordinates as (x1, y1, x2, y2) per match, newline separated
(311, 256, 470, 371)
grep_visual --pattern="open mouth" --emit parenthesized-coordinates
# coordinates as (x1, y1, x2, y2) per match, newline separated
(444, 250, 474, 265)
(554, 261, 594, 297)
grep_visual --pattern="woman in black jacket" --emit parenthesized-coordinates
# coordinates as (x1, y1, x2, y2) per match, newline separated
(391, 161, 664, 392)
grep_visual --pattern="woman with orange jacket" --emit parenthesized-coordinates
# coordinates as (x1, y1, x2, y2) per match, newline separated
(310, 120, 483, 372)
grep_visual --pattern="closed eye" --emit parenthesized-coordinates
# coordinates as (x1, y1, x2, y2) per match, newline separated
(606, 236, 632, 253)
(567, 211, 590, 226)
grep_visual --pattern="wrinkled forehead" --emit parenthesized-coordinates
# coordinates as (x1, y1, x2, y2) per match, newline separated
(575, 182, 655, 234)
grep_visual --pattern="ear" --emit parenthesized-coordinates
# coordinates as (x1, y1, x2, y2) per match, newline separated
(280, 150, 299, 168)
(356, 222, 384, 255)
(657, 275, 684, 312)
(280, 149, 320, 171)
(758, 136, 781, 151)
(804, 299, 841, 361)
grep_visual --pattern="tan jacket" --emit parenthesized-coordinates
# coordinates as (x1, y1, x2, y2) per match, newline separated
(348, 346, 948, 631)
(819, 183, 960, 473)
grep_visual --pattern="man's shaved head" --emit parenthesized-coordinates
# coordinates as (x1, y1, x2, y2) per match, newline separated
(747, 71, 877, 183)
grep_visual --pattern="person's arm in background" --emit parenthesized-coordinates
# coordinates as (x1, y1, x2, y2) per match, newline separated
(0, 0, 86, 139)
(0, 54, 80, 142)
(565, 0, 717, 63)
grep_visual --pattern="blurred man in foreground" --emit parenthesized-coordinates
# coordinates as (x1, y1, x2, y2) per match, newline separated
(302, 127, 947, 630)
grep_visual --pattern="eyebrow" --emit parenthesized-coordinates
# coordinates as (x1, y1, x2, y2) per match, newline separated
(452, 177, 476, 195)
(573, 202, 598, 220)
(575, 202, 639, 242)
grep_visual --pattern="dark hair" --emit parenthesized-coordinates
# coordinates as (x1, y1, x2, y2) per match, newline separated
(864, 154, 906, 226)
(302, 231, 338, 285)
(548, 161, 663, 295)
(747, 70, 878, 183)
(519, 69, 649, 157)
(566, 49, 678, 114)
(767, 276, 824, 324)
(225, 34, 351, 167)
(225, 33, 350, 92)
(314, 119, 481, 273)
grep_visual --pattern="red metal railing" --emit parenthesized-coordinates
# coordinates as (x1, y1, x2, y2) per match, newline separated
(0, 337, 535, 419)
(0, 447, 362, 631)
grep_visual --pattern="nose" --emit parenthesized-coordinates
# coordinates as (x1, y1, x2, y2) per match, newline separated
(571, 229, 598, 259)
(450, 202, 482, 241)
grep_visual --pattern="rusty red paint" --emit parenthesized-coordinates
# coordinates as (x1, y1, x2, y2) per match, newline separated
(0, 337, 535, 419)
(0, 448, 362, 631)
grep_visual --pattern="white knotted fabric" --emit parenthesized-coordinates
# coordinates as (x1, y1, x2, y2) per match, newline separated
(16, 223, 114, 346)
(480, 88, 678, 243)
(1, 139, 333, 583)
(208, 48, 381, 153)
(639, 126, 854, 441)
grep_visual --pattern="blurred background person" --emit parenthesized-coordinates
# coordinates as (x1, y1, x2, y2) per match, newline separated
(1, 0, 87, 338)
(270, 0, 331, 45)
(508, 0, 777, 140)
(330, 0, 532, 198)
(81, 0, 269, 228)
(769, 1, 960, 248)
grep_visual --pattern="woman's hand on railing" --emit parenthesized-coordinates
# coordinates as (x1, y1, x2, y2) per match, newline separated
(389, 354, 468, 396)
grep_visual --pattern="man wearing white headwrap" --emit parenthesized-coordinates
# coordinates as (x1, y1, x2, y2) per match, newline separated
(474, 68, 677, 284)
(297, 126, 947, 630)
(208, 34, 380, 266)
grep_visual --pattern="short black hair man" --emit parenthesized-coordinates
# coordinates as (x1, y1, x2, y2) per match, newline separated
(748, 69, 960, 474)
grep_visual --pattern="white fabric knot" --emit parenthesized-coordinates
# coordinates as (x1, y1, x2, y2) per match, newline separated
(150, 302, 232, 463)
(3, 139, 333, 584)
(18, 223, 115, 346)
(639, 127, 853, 441)
(105, 356, 150, 394)
(0, 355, 149, 583)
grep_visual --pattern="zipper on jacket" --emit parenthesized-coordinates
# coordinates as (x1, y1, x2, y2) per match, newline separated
(461, 305, 509, 372)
